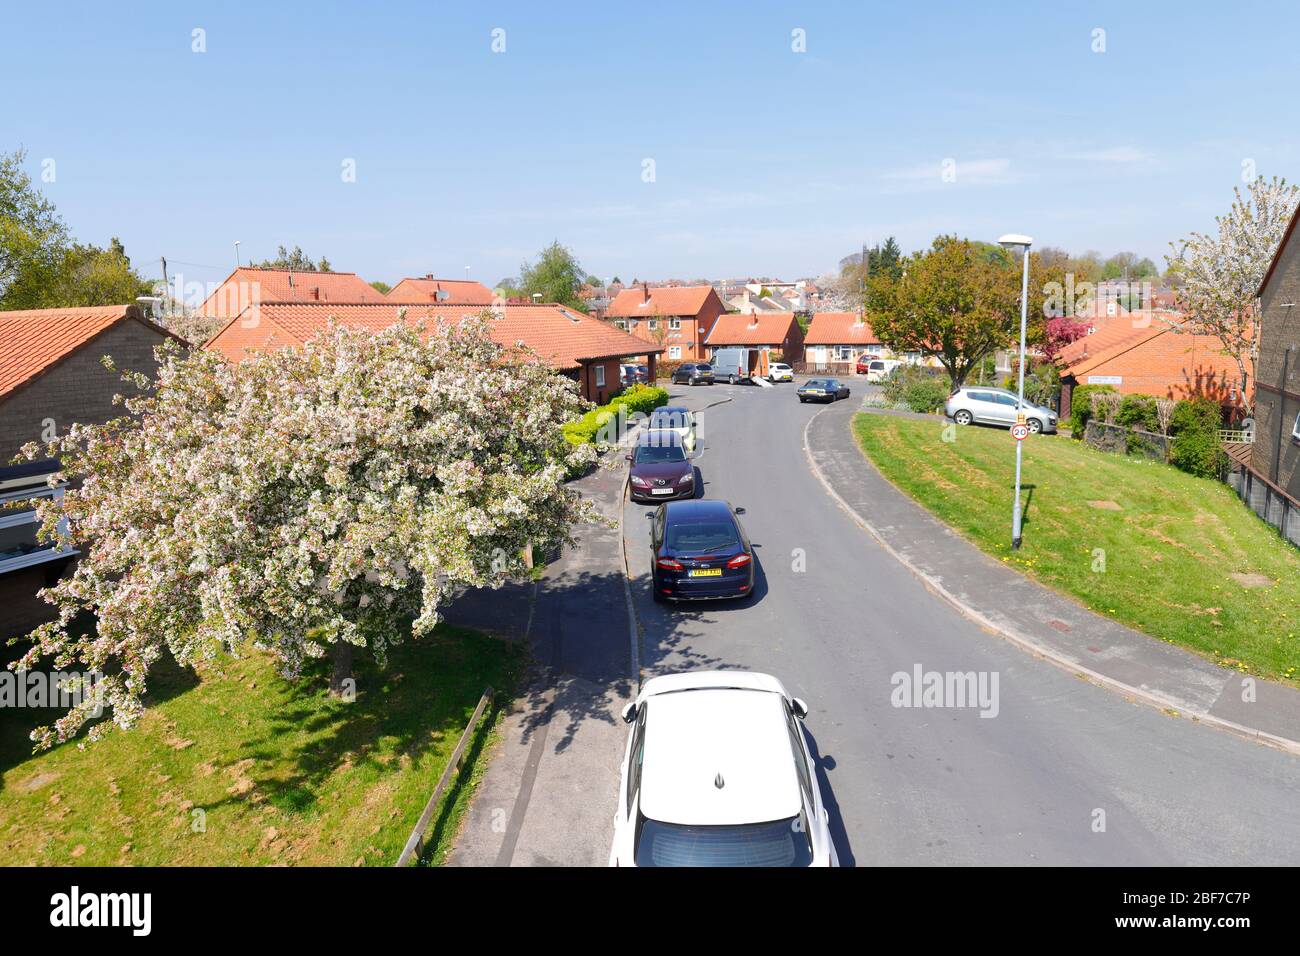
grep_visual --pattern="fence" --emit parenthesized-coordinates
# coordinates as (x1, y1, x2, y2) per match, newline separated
(1227, 462, 1300, 548)
(792, 361, 857, 376)
(395, 686, 494, 867)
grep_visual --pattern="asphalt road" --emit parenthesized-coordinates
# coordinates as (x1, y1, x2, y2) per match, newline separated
(621, 380, 1300, 865)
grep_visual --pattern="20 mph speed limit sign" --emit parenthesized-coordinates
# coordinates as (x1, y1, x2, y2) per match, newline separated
(1010, 423, 1031, 441)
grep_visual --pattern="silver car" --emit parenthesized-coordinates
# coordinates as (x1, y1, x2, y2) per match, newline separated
(945, 386, 1058, 434)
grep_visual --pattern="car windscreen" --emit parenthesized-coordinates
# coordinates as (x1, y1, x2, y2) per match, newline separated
(664, 520, 738, 552)
(635, 444, 686, 463)
(649, 411, 689, 429)
(634, 814, 813, 866)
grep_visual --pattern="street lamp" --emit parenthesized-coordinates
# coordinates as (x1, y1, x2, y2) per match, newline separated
(998, 233, 1033, 550)
(234, 240, 241, 267)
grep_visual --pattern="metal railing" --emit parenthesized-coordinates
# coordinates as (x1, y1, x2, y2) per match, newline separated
(1227, 461, 1300, 548)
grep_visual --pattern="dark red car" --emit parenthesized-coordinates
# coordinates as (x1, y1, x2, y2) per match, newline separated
(627, 433, 696, 503)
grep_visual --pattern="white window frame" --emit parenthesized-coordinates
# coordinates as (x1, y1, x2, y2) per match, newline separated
(668, 346, 682, 359)
(647, 319, 659, 331)
(0, 483, 76, 574)
(594, 364, 606, 388)
(614, 320, 627, 330)
(1292, 410, 1300, 442)
(669, 317, 681, 330)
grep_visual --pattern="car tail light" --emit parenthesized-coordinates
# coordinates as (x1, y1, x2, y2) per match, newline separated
(656, 557, 684, 571)
(725, 553, 752, 569)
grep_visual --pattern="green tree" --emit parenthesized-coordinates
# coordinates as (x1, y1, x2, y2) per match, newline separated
(517, 240, 587, 309)
(45, 238, 153, 307)
(369, 280, 392, 294)
(0, 148, 69, 309)
(867, 236, 1045, 387)
(253, 245, 332, 272)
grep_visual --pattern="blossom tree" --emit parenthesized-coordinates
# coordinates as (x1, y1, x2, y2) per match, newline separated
(12, 316, 597, 748)
(1166, 175, 1300, 415)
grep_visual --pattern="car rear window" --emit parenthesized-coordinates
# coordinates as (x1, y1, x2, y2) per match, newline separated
(649, 411, 690, 429)
(696, 364, 712, 371)
(665, 520, 738, 552)
(634, 814, 813, 867)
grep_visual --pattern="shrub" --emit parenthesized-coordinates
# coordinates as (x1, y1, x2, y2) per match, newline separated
(1116, 393, 1160, 433)
(656, 359, 685, 381)
(563, 385, 669, 448)
(609, 383, 668, 417)
(1169, 397, 1226, 478)
(1070, 384, 1116, 439)
(883, 364, 945, 403)
(902, 378, 951, 414)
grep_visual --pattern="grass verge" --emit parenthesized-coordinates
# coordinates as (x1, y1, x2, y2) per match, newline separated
(852, 413, 1300, 684)
(0, 625, 523, 866)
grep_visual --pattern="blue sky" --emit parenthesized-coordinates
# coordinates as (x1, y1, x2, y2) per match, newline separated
(4, 1, 1298, 292)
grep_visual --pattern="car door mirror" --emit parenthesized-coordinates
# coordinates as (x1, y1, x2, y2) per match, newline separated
(621, 702, 637, 724)
(734, 506, 746, 515)
(625, 453, 633, 461)
(791, 697, 809, 720)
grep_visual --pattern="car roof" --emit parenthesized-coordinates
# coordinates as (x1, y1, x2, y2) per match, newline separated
(638, 429, 683, 446)
(662, 499, 734, 521)
(652, 406, 689, 415)
(638, 684, 803, 825)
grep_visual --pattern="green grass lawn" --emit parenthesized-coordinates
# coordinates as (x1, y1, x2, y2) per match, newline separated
(853, 414, 1300, 684)
(0, 625, 523, 866)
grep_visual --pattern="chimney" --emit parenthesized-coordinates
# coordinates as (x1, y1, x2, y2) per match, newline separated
(642, 282, 649, 303)
(310, 287, 320, 301)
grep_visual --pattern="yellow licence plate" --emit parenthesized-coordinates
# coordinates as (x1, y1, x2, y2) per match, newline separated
(688, 568, 722, 577)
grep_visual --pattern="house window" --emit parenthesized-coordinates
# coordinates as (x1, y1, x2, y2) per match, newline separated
(0, 473, 75, 574)
(648, 319, 658, 330)
(614, 320, 627, 330)
(1292, 411, 1300, 443)
(594, 364, 606, 388)
(669, 317, 681, 330)
(837, 346, 853, 361)
(669, 346, 682, 359)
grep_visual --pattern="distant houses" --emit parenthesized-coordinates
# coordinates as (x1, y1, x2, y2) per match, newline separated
(198, 266, 386, 318)
(604, 284, 727, 361)
(801, 312, 883, 372)
(205, 301, 658, 405)
(385, 276, 495, 305)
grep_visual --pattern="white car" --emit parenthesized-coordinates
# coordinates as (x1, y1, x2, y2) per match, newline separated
(609, 670, 838, 867)
(767, 362, 794, 383)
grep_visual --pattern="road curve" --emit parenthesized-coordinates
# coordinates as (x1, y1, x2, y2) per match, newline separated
(622, 381, 1300, 865)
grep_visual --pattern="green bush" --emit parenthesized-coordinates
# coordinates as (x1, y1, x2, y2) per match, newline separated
(562, 385, 668, 447)
(1169, 397, 1226, 478)
(902, 378, 951, 414)
(1070, 384, 1117, 439)
(609, 383, 668, 417)
(1116, 393, 1160, 433)
(883, 364, 944, 403)
(656, 359, 686, 381)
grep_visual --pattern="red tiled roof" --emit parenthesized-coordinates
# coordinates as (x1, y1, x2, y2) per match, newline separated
(606, 285, 717, 318)
(0, 304, 166, 400)
(1055, 312, 1167, 369)
(198, 268, 384, 316)
(803, 312, 879, 345)
(386, 277, 495, 305)
(205, 302, 661, 368)
(705, 311, 799, 346)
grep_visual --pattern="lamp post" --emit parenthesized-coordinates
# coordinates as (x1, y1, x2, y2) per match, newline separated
(998, 233, 1033, 550)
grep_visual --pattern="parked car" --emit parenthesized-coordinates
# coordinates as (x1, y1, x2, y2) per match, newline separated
(646, 406, 697, 452)
(857, 357, 901, 382)
(627, 433, 696, 502)
(620, 363, 649, 386)
(945, 386, 1058, 434)
(648, 499, 753, 602)
(610, 670, 838, 867)
(671, 362, 714, 386)
(710, 347, 758, 384)
(768, 362, 794, 383)
(797, 378, 850, 403)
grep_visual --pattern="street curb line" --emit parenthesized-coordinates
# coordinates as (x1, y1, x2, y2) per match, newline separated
(801, 403, 1300, 759)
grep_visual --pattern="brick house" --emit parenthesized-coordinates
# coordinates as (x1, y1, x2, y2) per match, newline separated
(705, 311, 804, 360)
(802, 312, 886, 372)
(206, 301, 660, 404)
(198, 266, 385, 318)
(0, 304, 179, 639)
(386, 276, 496, 305)
(1251, 204, 1300, 503)
(1055, 311, 1243, 417)
(605, 284, 727, 361)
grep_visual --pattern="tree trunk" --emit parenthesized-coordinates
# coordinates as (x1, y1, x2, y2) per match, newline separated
(329, 641, 354, 697)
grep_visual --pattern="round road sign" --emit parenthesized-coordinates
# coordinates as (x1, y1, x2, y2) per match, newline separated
(1011, 423, 1031, 441)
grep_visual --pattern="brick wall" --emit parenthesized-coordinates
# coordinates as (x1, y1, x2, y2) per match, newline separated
(0, 560, 73, 641)
(1252, 222, 1300, 497)
(0, 319, 169, 464)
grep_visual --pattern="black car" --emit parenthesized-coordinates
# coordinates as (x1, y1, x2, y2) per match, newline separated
(797, 377, 851, 403)
(649, 499, 754, 602)
(671, 362, 714, 386)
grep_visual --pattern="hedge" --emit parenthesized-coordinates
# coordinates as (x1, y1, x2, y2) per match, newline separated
(562, 384, 669, 446)
(1169, 396, 1226, 478)
(1116, 393, 1160, 433)
(1069, 384, 1117, 438)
